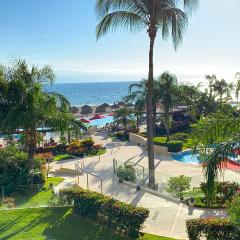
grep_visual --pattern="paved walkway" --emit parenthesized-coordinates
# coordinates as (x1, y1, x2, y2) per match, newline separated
(51, 132, 230, 239)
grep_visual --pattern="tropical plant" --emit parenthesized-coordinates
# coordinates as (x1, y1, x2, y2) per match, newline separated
(191, 107, 240, 206)
(114, 107, 135, 136)
(157, 71, 179, 140)
(96, 0, 198, 188)
(211, 78, 233, 104)
(166, 175, 191, 199)
(228, 195, 240, 227)
(0, 60, 80, 184)
(235, 72, 240, 102)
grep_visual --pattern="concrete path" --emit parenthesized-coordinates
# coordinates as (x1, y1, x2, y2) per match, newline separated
(50, 132, 230, 240)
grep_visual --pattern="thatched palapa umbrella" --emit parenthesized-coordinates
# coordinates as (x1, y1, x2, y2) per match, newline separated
(95, 105, 106, 114)
(81, 105, 93, 115)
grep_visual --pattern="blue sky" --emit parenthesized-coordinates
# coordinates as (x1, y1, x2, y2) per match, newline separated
(0, 0, 239, 84)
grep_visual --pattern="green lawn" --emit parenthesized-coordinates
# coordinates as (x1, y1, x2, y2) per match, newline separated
(53, 154, 74, 161)
(12, 177, 63, 208)
(0, 207, 177, 240)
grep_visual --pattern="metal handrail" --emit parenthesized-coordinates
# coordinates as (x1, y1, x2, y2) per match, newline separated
(75, 162, 103, 193)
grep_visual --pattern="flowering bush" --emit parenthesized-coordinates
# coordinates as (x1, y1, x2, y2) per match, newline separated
(66, 141, 86, 157)
(59, 187, 149, 237)
(1, 197, 16, 209)
(34, 152, 53, 162)
(186, 218, 240, 240)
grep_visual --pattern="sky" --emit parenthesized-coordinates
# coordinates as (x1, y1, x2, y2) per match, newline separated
(0, 0, 239, 84)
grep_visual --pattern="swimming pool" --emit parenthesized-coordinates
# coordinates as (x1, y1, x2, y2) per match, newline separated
(89, 115, 114, 127)
(171, 150, 240, 164)
(171, 150, 201, 164)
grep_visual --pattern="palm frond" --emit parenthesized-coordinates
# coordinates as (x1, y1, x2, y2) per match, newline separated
(96, 11, 146, 39)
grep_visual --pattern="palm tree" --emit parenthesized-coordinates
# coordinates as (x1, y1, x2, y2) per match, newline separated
(157, 72, 179, 141)
(206, 74, 217, 98)
(124, 79, 158, 130)
(0, 60, 80, 184)
(235, 72, 240, 103)
(96, 0, 198, 188)
(191, 108, 240, 206)
(114, 107, 135, 137)
(212, 78, 233, 104)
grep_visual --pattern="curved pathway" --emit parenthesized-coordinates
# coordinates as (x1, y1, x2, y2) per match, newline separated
(51, 132, 230, 240)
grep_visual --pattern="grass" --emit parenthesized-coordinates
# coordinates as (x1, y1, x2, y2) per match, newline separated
(0, 207, 177, 240)
(86, 148, 106, 157)
(11, 177, 63, 208)
(53, 153, 74, 161)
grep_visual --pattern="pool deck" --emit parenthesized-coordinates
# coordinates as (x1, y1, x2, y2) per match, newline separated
(51, 131, 240, 239)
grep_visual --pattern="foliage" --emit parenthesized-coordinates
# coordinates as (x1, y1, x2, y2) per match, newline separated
(170, 133, 189, 142)
(186, 218, 240, 240)
(53, 153, 74, 161)
(0, 146, 45, 188)
(34, 152, 53, 162)
(117, 164, 136, 182)
(167, 141, 183, 152)
(114, 107, 135, 135)
(228, 195, 240, 227)
(191, 107, 240, 206)
(157, 72, 180, 140)
(66, 139, 105, 157)
(115, 131, 129, 141)
(59, 187, 149, 237)
(0, 197, 16, 209)
(153, 137, 168, 146)
(9, 177, 63, 208)
(166, 175, 191, 199)
(0, 207, 172, 240)
(96, 0, 198, 189)
(35, 144, 67, 155)
(153, 137, 183, 152)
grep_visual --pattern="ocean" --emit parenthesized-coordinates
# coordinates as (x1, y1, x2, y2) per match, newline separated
(44, 81, 135, 106)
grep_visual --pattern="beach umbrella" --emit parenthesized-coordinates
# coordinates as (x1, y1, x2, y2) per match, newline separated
(101, 103, 110, 108)
(81, 105, 93, 115)
(95, 105, 107, 114)
(90, 114, 105, 120)
(80, 118, 91, 124)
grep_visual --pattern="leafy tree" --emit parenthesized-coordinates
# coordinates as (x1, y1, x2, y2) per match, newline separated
(228, 195, 240, 226)
(96, 0, 198, 188)
(166, 175, 191, 199)
(114, 107, 135, 137)
(211, 78, 233, 104)
(191, 107, 240, 206)
(157, 72, 179, 141)
(0, 60, 84, 184)
(235, 72, 240, 102)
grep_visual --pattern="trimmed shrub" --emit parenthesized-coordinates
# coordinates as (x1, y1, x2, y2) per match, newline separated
(115, 131, 129, 141)
(228, 195, 240, 226)
(35, 144, 66, 155)
(117, 164, 136, 182)
(186, 218, 240, 240)
(170, 132, 189, 142)
(59, 187, 149, 237)
(153, 137, 168, 146)
(167, 140, 183, 152)
(166, 175, 191, 199)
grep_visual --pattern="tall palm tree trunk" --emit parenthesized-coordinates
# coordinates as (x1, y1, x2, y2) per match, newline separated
(147, 34, 156, 189)
(28, 129, 37, 186)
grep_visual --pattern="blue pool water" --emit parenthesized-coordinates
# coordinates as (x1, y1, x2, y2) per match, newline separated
(89, 115, 114, 127)
(171, 151, 200, 164)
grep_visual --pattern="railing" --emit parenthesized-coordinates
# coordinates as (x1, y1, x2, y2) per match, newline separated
(75, 161, 103, 193)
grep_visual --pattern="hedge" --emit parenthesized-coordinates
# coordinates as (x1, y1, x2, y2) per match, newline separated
(167, 141, 183, 152)
(59, 187, 149, 237)
(153, 137, 183, 152)
(186, 218, 240, 240)
(153, 137, 168, 146)
(35, 144, 66, 155)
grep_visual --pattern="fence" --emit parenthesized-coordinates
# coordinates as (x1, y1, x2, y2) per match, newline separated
(0, 182, 69, 210)
(113, 158, 176, 200)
